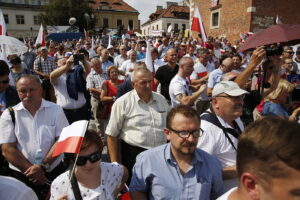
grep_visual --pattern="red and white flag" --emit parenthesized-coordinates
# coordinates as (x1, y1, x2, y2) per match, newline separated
(52, 120, 89, 157)
(35, 24, 45, 46)
(84, 29, 89, 41)
(275, 15, 282, 24)
(191, 5, 207, 42)
(0, 8, 8, 36)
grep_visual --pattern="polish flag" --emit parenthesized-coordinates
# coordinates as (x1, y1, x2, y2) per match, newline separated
(84, 29, 89, 41)
(191, 5, 207, 42)
(35, 24, 45, 46)
(52, 120, 89, 157)
(0, 8, 8, 36)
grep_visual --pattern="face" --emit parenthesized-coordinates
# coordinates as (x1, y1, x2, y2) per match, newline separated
(101, 50, 109, 61)
(232, 56, 242, 69)
(283, 49, 294, 58)
(166, 49, 178, 64)
(182, 59, 194, 77)
(109, 68, 119, 79)
(199, 53, 209, 65)
(132, 71, 152, 97)
(213, 93, 244, 120)
(41, 49, 48, 58)
(221, 58, 234, 73)
(130, 52, 137, 61)
(165, 114, 200, 156)
(119, 47, 127, 56)
(250, 166, 300, 200)
(92, 60, 102, 74)
(76, 144, 101, 172)
(0, 75, 9, 92)
(296, 51, 300, 59)
(17, 77, 43, 107)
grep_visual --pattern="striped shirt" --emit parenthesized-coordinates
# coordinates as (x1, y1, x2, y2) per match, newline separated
(86, 70, 108, 98)
(33, 56, 56, 75)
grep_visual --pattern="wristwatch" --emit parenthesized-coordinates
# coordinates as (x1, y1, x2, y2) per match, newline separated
(40, 162, 50, 171)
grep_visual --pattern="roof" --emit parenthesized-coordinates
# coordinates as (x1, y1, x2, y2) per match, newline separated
(142, 5, 189, 26)
(89, 0, 139, 13)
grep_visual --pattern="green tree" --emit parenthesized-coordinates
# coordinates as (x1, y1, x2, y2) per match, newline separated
(40, 0, 94, 32)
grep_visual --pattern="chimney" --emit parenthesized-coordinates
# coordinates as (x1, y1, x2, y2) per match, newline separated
(156, 6, 163, 11)
(166, 1, 178, 8)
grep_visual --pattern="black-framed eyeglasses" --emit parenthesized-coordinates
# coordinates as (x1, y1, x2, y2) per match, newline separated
(75, 151, 102, 166)
(168, 127, 203, 138)
(0, 79, 9, 84)
(216, 94, 245, 101)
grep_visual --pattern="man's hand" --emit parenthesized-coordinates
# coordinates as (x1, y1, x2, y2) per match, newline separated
(24, 164, 48, 185)
(249, 46, 266, 68)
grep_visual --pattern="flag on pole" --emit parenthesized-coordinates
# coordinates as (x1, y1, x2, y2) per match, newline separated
(275, 15, 282, 24)
(35, 24, 45, 46)
(191, 5, 207, 42)
(0, 8, 8, 36)
(108, 35, 112, 47)
(91, 35, 95, 50)
(52, 120, 89, 157)
(84, 29, 89, 41)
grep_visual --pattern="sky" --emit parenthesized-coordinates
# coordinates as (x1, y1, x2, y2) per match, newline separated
(124, 0, 182, 24)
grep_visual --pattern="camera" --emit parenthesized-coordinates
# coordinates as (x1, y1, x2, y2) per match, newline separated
(73, 54, 84, 65)
(264, 46, 283, 56)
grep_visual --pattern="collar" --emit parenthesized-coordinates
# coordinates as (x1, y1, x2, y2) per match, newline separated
(14, 99, 51, 111)
(132, 89, 154, 104)
(165, 143, 203, 166)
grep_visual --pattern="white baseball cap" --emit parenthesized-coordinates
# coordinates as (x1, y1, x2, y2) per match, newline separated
(212, 81, 248, 97)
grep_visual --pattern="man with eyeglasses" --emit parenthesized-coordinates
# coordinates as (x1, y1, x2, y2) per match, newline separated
(197, 81, 248, 191)
(129, 105, 224, 200)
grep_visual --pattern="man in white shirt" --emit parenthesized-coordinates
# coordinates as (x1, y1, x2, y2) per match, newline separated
(217, 118, 300, 200)
(169, 57, 206, 107)
(119, 50, 137, 77)
(198, 81, 248, 191)
(114, 45, 128, 69)
(106, 67, 169, 183)
(0, 74, 69, 199)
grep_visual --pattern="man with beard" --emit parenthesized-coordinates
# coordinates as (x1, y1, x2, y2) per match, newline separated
(129, 105, 224, 200)
(197, 81, 248, 191)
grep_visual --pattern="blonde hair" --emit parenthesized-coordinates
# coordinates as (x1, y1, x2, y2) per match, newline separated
(265, 79, 294, 101)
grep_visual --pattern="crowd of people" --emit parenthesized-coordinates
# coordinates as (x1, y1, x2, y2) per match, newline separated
(0, 32, 300, 200)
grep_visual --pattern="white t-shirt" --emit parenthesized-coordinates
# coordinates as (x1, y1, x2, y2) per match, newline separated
(50, 162, 124, 200)
(119, 60, 136, 76)
(0, 176, 38, 200)
(169, 75, 192, 107)
(216, 187, 237, 200)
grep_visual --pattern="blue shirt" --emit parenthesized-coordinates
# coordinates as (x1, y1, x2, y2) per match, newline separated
(262, 102, 289, 119)
(0, 92, 6, 111)
(129, 143, 224, 200)
(208, 68, 224, 89)
(101, 60, 114, 74)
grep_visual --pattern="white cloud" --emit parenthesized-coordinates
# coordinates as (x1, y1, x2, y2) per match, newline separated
(124, 0, 182, 24)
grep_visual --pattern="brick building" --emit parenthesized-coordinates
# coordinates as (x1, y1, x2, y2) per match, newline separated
(194, 0, 300, 42)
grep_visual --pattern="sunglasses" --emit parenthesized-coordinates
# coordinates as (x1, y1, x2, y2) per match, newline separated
(0, 79, 9, 84)
(75, 151, 102, 166)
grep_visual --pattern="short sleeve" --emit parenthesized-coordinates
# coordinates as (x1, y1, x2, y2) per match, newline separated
(0, 109, 17, 144)
(207, 71, 215, 89)
(101, 162, 124, 193)
(171, 81, 186, 96)
(129, 153, 149, 192)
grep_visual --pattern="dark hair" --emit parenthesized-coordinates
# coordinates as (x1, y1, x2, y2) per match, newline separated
(219, 54, 232, 65)
(166, 105, 200, 129)
(10, 55, 22, 65)
(237, 117, 300, 188)
(0, 60, 10, 76)
(80, 129, 103, 152)
(232, 53, 242, 60)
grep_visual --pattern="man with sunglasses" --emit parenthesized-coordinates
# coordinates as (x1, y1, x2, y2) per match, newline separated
(130, 105, 224, 200)
(0, 60, 19, 116)
(197, 81, 248, 191)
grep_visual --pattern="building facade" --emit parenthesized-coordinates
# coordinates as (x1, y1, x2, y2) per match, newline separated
(193, 0, 300, 42)
(89, 0, 140, 32)
(0, 0, 48, 38)
(141, 2, 189, 36)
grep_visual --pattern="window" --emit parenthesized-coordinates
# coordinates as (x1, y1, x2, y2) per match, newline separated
(103, 18, 108, 28)
(128, 20, 133, 30)
(182, 24, 186, 30)
(33, 15, 39, 25)
(117, 19, 122, 27)
(211, 9, 220, 28)
(174, 23, 178, 31)
(16, 15, 25, 24)
(156, 25, 158, 30)
(4, 14, 9, 24)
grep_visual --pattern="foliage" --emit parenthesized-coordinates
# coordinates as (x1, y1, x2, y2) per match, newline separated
(40, 0, 94, 32)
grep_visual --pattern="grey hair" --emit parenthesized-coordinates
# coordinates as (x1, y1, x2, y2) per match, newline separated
(179, 56, 193, 66)
(197, 48, 209, 57)
(131, 67, 151, 82)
